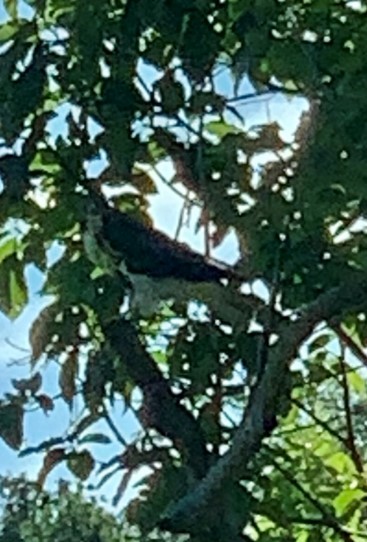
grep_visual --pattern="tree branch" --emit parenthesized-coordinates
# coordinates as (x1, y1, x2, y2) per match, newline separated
(160, 278, 367, 531)
(104, 318, 210, 478)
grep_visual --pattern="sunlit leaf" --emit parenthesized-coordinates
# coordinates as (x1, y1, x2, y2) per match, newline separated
(347, 372, 366, 397)
(0, 238, 17, 264)
(0, 22, 18, 42)
(9, 269, 27, 318)
(333, 488, 365, 517)
(324, 452, 357, 475)
(205, 121, 241, 138)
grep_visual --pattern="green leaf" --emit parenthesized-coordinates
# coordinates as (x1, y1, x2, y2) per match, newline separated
(4, 0, 18, 19)
(0, 238, 17, 264)
(324, 451, 357, 475)
(347, 372, 366, 397)
(0, 253, 29, 318)
(67, 450, 95, 481)
(333, 488, 365, 517)
(205, 121, 241, 138)
(0, 22, 18, 42)
(9, 269, 27, 318)
(78, 433, 111, 445)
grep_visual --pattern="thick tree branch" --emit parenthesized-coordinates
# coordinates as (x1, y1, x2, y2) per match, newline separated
(160, 278, 367, 531)
(104, 319, 210, 478)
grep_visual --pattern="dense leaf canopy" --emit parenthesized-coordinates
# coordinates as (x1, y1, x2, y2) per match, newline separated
(0, 0, 367, 540)
(0, 476, 183, 542)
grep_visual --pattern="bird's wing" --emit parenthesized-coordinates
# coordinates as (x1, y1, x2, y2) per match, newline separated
(100, 207, 234, 282)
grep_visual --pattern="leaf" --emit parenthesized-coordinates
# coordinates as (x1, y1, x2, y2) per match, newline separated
(347, 372, 366, 397)
(156, 71, 186, 115)
(59, 351, 78, 406)
(333, 488, 365, 517)
(12, 372, 42, 394)
(38, 448, 66, 486)
(0, 22, 18, 42)
(199, 402, 221, 445)
(4, 0, 17, 19)
(78, 433, 111, 445)
(67, 450, 95, 480)
(0, 402, 23, 450)
(29, 304, 57, 360)
(205, 121, 241, 138)
(9, 269, 27, 318)
(324, 451, 357, 475)
(125, 464, 189, 532)
(249, 122, 284, 152)
(36, 394, 55, 414)
(0, 238, 17, 264)
(131, 168, 157, 194)
(308, 333, 332, 353)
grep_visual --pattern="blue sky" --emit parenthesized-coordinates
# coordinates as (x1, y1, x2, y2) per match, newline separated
(0, 0, 307, 507)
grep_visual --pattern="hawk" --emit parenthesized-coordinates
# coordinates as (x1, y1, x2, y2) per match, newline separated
(99, 206, 235, 283)
(83, 196, 239, 316)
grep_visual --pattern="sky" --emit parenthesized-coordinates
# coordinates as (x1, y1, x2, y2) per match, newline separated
(0, 0, 308, 508)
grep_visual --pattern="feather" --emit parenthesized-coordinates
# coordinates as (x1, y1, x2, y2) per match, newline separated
(100, 207, 235, 283)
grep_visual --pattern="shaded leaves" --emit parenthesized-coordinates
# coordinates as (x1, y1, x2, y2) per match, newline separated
(0, 402, 24, 450)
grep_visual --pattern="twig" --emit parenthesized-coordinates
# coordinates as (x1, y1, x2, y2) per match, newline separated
(332, 324, 367, 369)
(174, 195, 189, 241)
(173, 113, 202, 138)
(226, 83, 301, 105)
(150, 162, 201, 205)
(5, 338, 30, 353)
(338, 346, 364, 474)
(102, 403, 128, 447)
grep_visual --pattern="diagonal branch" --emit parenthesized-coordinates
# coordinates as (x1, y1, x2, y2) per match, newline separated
(338, 350, 364, 474)
(332, 324, 367, 369)
(160, 278, 367, 531)
(104, 318, 210, 478)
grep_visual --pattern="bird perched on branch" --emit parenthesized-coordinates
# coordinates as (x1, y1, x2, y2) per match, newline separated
(100, 206, 236, 282)
(83, 194, 243, 316)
